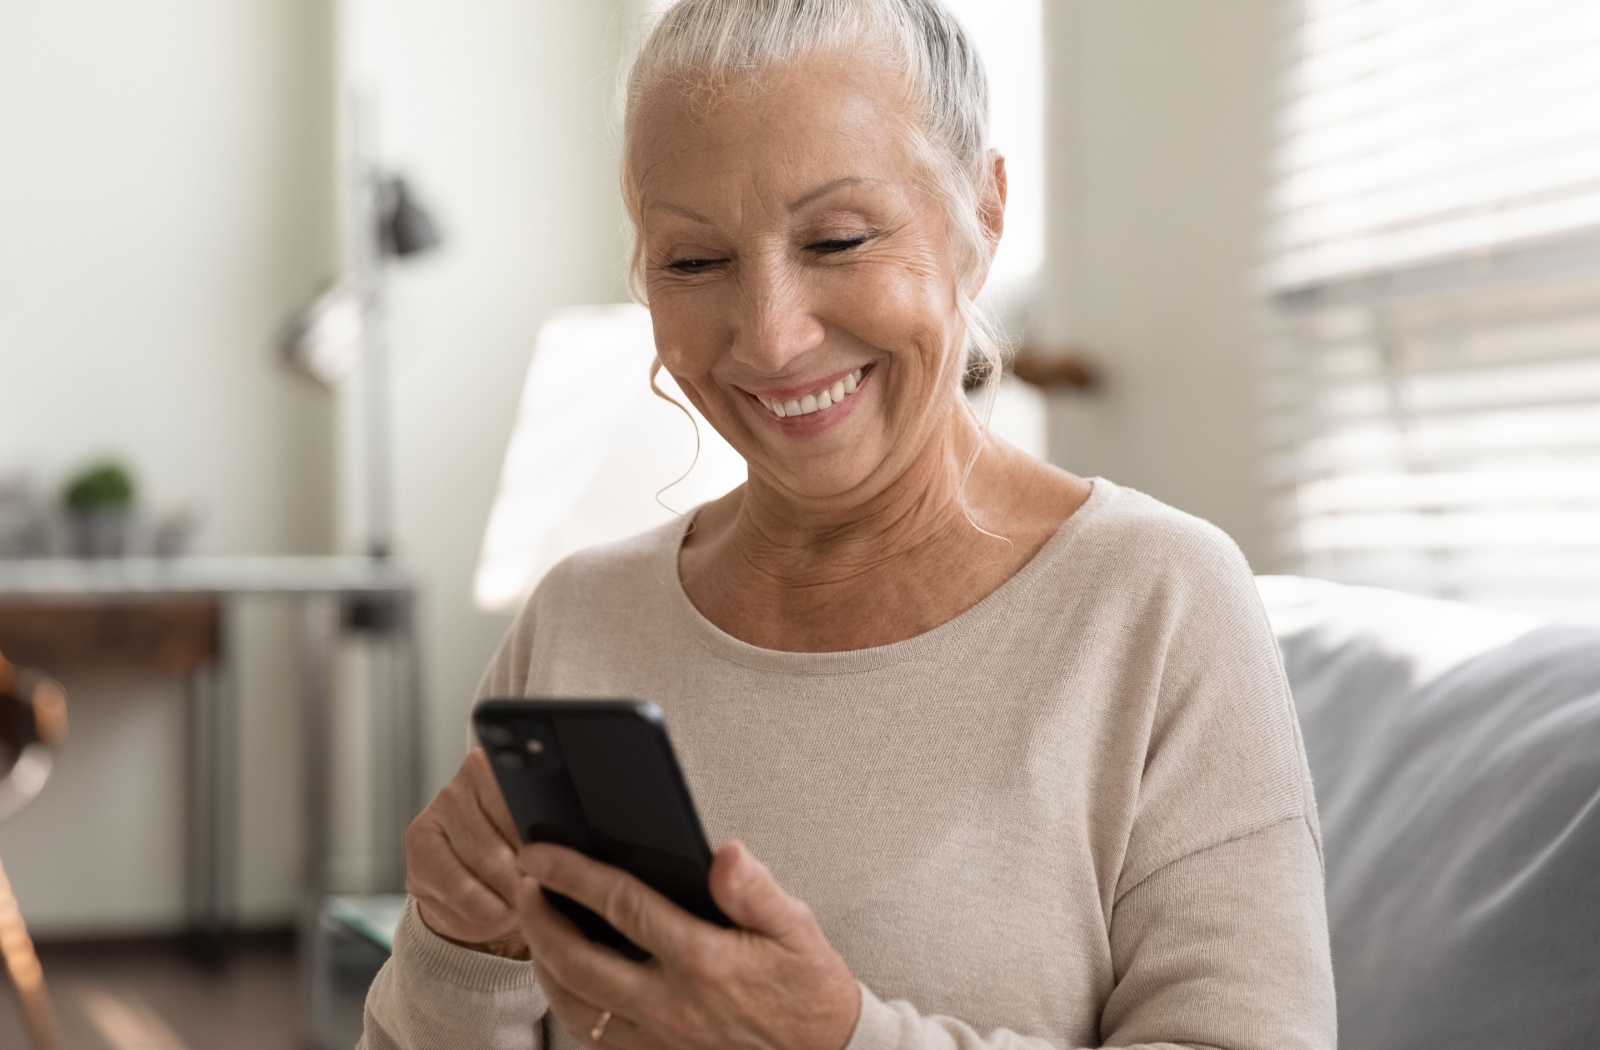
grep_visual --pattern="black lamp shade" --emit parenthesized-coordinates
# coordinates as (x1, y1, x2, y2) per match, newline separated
(381, 176, 441, 257)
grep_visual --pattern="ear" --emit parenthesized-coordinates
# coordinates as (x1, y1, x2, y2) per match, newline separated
(965, 149, 1008, 298)
(980, 148, 1008, 247)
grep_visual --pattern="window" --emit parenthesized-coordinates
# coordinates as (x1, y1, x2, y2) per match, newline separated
(1264, 0, 1600, 624)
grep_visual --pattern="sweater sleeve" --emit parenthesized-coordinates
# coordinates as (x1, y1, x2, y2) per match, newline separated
(843, 818, 1334, 1050)
(358, 899, 550, 1050)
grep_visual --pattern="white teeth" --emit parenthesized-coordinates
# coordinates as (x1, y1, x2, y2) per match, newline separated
(759, 367, 866, 419)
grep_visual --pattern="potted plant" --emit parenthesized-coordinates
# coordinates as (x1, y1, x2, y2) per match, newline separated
(63, 461, 136, 558)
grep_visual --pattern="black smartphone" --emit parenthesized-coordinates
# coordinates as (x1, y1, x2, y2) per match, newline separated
(471, 698, 732, 960)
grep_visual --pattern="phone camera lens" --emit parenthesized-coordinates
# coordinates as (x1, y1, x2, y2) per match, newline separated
(481, 724, 513, 747)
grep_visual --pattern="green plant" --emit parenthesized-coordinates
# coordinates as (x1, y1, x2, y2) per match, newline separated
(63, 462, 136, 512)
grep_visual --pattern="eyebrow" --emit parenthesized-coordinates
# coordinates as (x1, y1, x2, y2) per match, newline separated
(646, 200, 715, 224)
(788, 176, 876, 212)
(643, 176, 882, 224)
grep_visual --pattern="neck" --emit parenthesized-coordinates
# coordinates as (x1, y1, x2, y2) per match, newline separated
(725, 400, 996, 587)
(679, 393, 1092, 652)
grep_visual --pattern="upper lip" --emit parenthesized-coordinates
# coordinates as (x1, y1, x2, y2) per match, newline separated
(738, 365, 867, 401)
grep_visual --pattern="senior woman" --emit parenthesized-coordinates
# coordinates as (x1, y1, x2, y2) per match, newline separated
(361, 1, 1336, 1047)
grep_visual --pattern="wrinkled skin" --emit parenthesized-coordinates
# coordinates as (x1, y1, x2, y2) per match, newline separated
(407, 51, 1091, 1050)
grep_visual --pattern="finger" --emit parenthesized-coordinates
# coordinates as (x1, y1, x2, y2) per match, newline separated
(708, 840, 813, 942)
(406, 823, 519, 941)
(522, 844, 701, 960)
(436, 787, 523, 906)
(403, 752, 525, 945)
(411, 867, 515, 946)
(532, 960, 646, 1050)
(516, 873, 651, 1012)
(413, 890, 510, 947)
(463, 748, 522, 846)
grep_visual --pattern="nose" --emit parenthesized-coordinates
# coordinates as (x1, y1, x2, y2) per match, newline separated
(730, 255, 825, 374)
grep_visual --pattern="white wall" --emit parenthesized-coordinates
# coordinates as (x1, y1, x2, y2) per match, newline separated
(0, 0, 637, 936)
(0, 0, 638, 934)
(1035, 0, 1281, 566)
(0, 1, 338, 933)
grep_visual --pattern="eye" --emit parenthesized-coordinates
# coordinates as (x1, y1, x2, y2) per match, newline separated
(666, 257, 727, 274)
(808, 236, 869, 254)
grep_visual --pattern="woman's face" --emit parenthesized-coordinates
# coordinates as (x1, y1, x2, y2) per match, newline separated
(635, 56, 990, 504)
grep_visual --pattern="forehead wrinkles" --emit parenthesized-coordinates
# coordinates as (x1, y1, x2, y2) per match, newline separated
(629, 55, 921, 200)
(634, 74, 920, 235)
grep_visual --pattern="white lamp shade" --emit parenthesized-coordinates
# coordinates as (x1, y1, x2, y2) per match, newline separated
(474, 304, 746, 611)
(285, 281, 365, 384)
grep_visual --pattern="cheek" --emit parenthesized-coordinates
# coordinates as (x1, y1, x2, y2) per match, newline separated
(648, 290, 726, 380)
(823, 260, 960, 381)
(647, 296, 748, 436)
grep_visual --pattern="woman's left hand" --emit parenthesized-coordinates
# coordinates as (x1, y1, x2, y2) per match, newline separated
(515, 840, 861, 1050)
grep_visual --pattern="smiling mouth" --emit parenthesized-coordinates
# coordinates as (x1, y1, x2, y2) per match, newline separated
(751, 366, 870, 419)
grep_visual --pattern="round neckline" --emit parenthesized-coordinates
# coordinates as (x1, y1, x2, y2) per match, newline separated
(661, 477, 1115, 675)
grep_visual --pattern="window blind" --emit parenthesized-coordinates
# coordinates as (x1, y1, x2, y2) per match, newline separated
(1265, 0, 1600, 625)
(1269, 0, 1600, 293)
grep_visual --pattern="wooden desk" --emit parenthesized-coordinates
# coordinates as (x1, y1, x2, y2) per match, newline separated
(0, 599, 220, 673)
(0, 557, 424, 1045)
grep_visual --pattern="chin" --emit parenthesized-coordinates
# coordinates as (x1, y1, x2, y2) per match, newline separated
(758, 453, 882, 502)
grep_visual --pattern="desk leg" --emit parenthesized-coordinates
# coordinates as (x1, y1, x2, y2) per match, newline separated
(384, 591, 426, 892)
(297, 592, 339, 1050)
(184, 636, 235, 965)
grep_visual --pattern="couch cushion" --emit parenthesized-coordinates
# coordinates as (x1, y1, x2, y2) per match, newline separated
(1259, 576, 1600, 1049)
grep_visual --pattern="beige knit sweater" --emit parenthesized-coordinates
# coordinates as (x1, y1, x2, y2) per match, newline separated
(360, 478, 1337, 1050)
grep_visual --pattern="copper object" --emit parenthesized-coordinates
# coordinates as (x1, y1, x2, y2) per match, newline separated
(0, 648, 66, 1050)
(964, 344, 1100, 392)
(1009, 345, 1099, 390)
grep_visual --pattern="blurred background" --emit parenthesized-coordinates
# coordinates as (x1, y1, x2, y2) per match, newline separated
(2, 0, 1598, 1047)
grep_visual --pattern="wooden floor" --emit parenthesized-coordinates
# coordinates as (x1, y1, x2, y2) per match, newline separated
(0, 933, 297, 1050)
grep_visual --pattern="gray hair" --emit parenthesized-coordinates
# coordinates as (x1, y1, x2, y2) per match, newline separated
(621, 0, 1008, 389)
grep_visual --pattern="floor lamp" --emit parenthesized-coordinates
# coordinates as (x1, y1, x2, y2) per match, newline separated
(282, 172, 441, 561)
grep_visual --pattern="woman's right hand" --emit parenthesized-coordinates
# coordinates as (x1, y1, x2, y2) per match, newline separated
(405, 748, 530, 957)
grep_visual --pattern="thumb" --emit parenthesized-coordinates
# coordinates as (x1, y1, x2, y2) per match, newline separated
(709, 841, 811, 942)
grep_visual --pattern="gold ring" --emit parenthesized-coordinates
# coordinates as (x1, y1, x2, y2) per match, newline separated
(590, 1009, 613, 1042)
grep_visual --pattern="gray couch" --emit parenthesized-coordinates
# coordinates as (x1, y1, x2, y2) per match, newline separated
(1261, 576, 1600, 1049)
